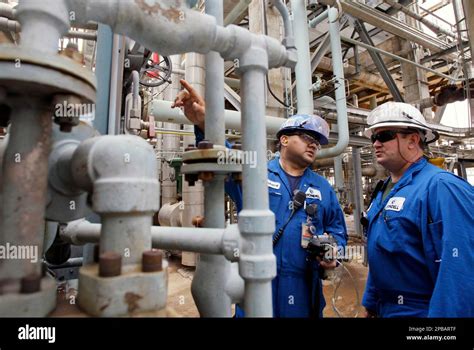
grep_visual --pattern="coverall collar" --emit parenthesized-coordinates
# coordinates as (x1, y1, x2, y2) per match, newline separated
(268, 156, 318, 196)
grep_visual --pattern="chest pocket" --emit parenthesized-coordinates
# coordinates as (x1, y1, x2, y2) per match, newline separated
(268, 190, 283, 227)
(375, 209, 420, 254)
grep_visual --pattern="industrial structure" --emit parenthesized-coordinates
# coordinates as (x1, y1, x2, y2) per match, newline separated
(0, 0, 472, 317)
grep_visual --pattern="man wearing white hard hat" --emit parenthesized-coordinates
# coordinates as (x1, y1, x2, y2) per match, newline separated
(361, 101, 474, 317)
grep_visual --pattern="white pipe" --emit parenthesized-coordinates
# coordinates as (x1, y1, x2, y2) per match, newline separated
(315, 7, 349, 158)
(291, 0, 314, 114)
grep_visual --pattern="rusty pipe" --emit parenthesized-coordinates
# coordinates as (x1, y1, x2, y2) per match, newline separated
(0, 98, 52, 291)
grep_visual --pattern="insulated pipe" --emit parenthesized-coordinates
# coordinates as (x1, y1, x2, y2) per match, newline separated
(237, 38, 276, 317)
(191, 0, 232, 318)
(70, 135, 159, 265)
(67, 0, 218, 57)
(60, 220, 241, 262)
(66, 1, 294, 70)
(290, 0, 314, 114)
(0, 99, 52, 287)
(316, 7, 349, 159)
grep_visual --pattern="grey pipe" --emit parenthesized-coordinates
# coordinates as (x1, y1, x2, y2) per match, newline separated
(131, 70, 140, 110)
(66, 30, 97, 41)
(0, 16, 20, 32)
(70, 135, 159, 265)
(224, 0, 252, 26)
(17, 0, 70, 53)
(384, 0, 456, 38)
(0, 3, 16, 19)
(309, 8, 329, 28)
(238, 41, 276, 317)
(191, 0, 232, 318)
(60, 220, 241, 261)
(270, 0, 295, 50)
(291, 0, 314, 114)
(317, 7, 349, 158)
(352, 148, 364, 238)
(334, 154, 344, 197)
(342, 36, 464, 82)
(0, 99, 52, 287)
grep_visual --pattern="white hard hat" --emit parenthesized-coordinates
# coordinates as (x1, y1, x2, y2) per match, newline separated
(364, 102, 438, 143)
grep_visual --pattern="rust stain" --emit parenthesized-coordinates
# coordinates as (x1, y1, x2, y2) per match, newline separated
(134, 0, 183, 23)
(125, 292, 143, 313)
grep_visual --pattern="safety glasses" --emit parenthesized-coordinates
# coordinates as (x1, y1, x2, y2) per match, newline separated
(291, 132, 321, 150)
(370, 130, 413, 144)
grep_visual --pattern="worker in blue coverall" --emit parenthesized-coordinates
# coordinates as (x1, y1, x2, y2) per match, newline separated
(172, 79, 347, 318)
(361, 102, 474, 318)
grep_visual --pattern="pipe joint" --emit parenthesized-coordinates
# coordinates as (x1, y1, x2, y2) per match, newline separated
(222, 224, 241, 262)
(71, 135, 159, 214)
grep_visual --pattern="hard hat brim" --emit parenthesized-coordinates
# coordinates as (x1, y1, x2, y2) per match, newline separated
(364, 121, 438, 143)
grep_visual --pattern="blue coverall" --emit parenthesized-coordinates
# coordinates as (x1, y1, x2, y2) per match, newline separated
(195, 127, 348, 317)
(362, 157, 474, 317)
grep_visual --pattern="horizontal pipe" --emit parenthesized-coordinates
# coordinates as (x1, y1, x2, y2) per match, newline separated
(61, 220, 228, 255)
(0, 17, 97, 41)
(309, 9, 329, 28)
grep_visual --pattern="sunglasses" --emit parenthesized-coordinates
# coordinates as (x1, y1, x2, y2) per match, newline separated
(370, 130, 413, 144)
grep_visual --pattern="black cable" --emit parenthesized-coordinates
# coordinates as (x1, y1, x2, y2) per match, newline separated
(273, 210, 296, 246)
(262, 1, 291, 108)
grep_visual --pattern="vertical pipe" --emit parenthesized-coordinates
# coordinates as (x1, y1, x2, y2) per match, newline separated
(191, 0, 231, 317)
(94, 24, 114, 135)
(334, 154, 344, 200)
(352, 147, 363, 238)
(291, 0, 314, 114)
(16, 0, 69, 53)
(0, 99, 52, 287)
(453, 0, 473, 129)
(100, 214, 152, 265)
(161, 55, 182, 205)
(131, 70, 140, 110)
(182, 51, 205, 266)
(316, 7, 349, 158)
(240, 66, 275, 317)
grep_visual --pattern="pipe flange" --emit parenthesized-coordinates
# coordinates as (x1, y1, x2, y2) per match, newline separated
(181, 162, 242, 176)
(0, 45, 96, 102)
(182, 146, 244, 176)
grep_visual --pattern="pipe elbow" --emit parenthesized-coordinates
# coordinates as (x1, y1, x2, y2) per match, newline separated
(71, 135, 159, 214)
